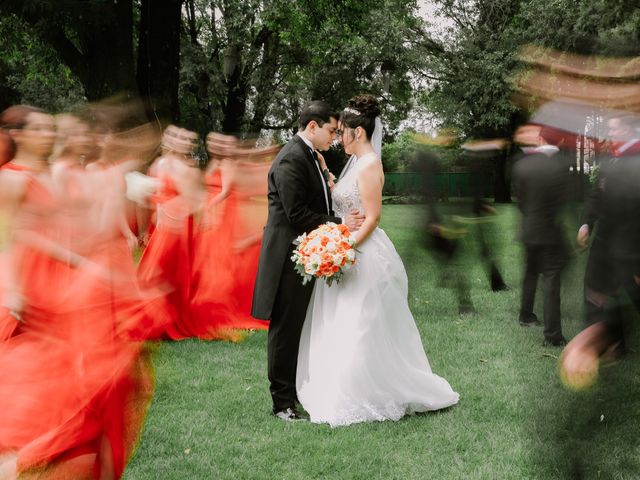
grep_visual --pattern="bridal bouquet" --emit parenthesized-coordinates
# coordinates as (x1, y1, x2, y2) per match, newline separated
(291, 222, 357, 286)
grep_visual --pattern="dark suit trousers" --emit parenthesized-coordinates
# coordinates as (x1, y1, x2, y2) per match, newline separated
(520, 244, 567, 340)
(584, 252, 640, 347)
(268, 244, 314, 412)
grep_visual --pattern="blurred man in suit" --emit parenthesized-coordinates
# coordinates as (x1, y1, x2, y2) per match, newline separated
(512, 125, 570, 346)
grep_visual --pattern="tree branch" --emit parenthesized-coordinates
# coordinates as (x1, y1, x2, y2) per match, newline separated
(257, 122, 296, 130)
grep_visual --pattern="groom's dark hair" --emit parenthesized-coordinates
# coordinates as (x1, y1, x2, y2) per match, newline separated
(298, 101, 337, 130)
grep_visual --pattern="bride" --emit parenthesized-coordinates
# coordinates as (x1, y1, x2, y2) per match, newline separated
(296, 94, 459, 427)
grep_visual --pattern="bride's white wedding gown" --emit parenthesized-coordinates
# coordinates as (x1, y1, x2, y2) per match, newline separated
(296, 153, 459, 427)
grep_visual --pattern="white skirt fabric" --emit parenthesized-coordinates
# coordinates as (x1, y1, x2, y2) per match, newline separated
(296, 228, 459, 427)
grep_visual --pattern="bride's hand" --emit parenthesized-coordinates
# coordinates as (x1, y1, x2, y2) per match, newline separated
(344, 211, 365, 231)
(327, 171, 336, 188)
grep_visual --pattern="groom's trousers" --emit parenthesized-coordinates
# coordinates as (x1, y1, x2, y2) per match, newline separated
(268, 244, 314, 413)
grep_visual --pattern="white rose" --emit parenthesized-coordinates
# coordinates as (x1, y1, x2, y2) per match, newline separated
(326, 241, 337, 252)
(308, 237, 322, 248)
(309, 253, 321, 267)
(333, 254, 343, 266)
(346, 250, 356, 262)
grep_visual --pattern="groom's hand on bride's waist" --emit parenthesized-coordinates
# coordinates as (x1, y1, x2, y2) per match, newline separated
(343, 211, 365, 231)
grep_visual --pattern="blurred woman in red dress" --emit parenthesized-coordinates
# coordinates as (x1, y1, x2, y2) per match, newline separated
(0, 105, 156, 479)
(0, 105, 59, 340)
(189, 133, 275, 339)
(52, 114, 170, 340)
(136, 125, 204, 340)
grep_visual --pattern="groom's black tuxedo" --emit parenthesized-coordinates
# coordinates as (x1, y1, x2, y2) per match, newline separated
(252, 134, 340, 412)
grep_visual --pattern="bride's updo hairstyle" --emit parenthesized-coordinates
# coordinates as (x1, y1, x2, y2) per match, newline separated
(340, 94, 381, 140)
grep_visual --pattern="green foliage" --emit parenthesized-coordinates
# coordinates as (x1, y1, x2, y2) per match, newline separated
(382, 131, 459, 172)
(516, 0, 640, 55)
(1, 0, 426, 133)
(419, 0, 640, 140)
(381, 131, 421, 172)
(419, 0, 523, 139)
(178, 0, 425, 136)
(0, 14, 85, 112)
(588, 163, 601, 186)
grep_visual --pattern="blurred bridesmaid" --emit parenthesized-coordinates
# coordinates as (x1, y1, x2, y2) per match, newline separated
(136, 125, 203, 339)
(52, 115, 170, 340)
(0, 105, 58, 340)
(0, 105, 156, 479)
(189, 133, 275, 339)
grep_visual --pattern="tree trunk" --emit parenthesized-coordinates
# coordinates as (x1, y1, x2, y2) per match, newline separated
(248, 29, 280, 134)
(221, 73, 248, 134)
(221, 42, 248, 134)
(76, 0, 136, 100)
(137, 0, 184, 124)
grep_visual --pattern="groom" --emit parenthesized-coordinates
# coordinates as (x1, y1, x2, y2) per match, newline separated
(252, 100, 364, 421)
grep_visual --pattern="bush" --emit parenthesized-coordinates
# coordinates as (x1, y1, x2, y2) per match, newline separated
(381, 131, 419, 172)
(382, 131, 460, 172)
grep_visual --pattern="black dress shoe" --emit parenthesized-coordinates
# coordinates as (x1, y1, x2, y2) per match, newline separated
(519, 319, 541, 327)
(542, 336, 567, 347)
(458, 303, 476, 315)
(519, 314, 541, 327)
(273, 407, 307, 422)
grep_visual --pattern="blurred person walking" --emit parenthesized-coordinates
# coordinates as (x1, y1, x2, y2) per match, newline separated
(512, 125, 570, 346)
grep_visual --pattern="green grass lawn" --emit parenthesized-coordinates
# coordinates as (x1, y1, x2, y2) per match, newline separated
(124, 203, 640, 479)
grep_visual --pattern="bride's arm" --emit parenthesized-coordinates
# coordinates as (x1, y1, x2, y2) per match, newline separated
(353, 156, 384, 245)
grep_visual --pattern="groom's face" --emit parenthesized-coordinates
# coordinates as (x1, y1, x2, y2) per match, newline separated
(312, 117, 338, 151)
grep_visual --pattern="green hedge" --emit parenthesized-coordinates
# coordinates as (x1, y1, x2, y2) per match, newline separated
(383, 172, 494, 197)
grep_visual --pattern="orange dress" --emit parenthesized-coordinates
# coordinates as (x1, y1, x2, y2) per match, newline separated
(189, 164, 269, 338)
(138, 162, 269, 341)
(0, 165, 155, 479)
(137, 174, 194, 339)
(0, 163, 56, 340)
(0, 255, 19, 340)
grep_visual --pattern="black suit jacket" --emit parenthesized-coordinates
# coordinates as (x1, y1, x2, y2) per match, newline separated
(588, 153, 640, 263)
(512, 150, 568, 246)
(251, 135, 341, 319)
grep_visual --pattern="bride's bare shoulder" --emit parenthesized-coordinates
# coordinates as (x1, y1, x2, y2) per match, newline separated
(357, 153, 383, 176)
(357, 152, 380, 166)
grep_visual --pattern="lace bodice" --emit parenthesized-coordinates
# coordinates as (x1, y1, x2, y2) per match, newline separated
(332, 153, 378, 218)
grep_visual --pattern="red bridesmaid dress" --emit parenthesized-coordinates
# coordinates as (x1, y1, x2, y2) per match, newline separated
(189, 162, 269, 339)
(0, 164, 155, 479)
(137, 171, 194, 340)
(0, 163, 57, 340)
